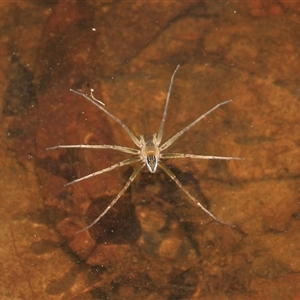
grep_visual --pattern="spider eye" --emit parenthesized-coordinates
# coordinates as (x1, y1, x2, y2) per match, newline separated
(146, 155, 157, 173)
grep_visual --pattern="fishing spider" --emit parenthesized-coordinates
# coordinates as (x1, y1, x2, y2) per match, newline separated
(47, 65, 243, 232)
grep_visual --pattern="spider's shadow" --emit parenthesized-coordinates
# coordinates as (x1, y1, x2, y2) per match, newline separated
(128, 163, 210, 211)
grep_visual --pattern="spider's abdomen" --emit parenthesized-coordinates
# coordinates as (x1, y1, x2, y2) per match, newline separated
(146, 155, 157, 173)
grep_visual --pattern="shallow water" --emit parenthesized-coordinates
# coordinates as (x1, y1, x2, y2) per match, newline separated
(1, 2, 300, 299)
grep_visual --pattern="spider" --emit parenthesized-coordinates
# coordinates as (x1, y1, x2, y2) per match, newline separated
(47, 65, 243, 232)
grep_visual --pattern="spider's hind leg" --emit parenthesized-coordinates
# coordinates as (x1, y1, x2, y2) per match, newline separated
(158, 162, 234, 227)
(77, 163, 144, 232)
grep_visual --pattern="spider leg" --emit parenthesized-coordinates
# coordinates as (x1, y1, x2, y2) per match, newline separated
(161, 153, 244, 160)
(47, 144, 139, 155)
(158, 162, 234, 227)
(65, 157, 140, 186)
(160, 100, 232, 151)
(156, 64, 180, 144)
(77, 163, 144, 232)
(70, 89, 142, 148)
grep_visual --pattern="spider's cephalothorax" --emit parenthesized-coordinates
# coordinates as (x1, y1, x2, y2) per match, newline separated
(47, 65, 243, 232)
(140, 134, 159, 173)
